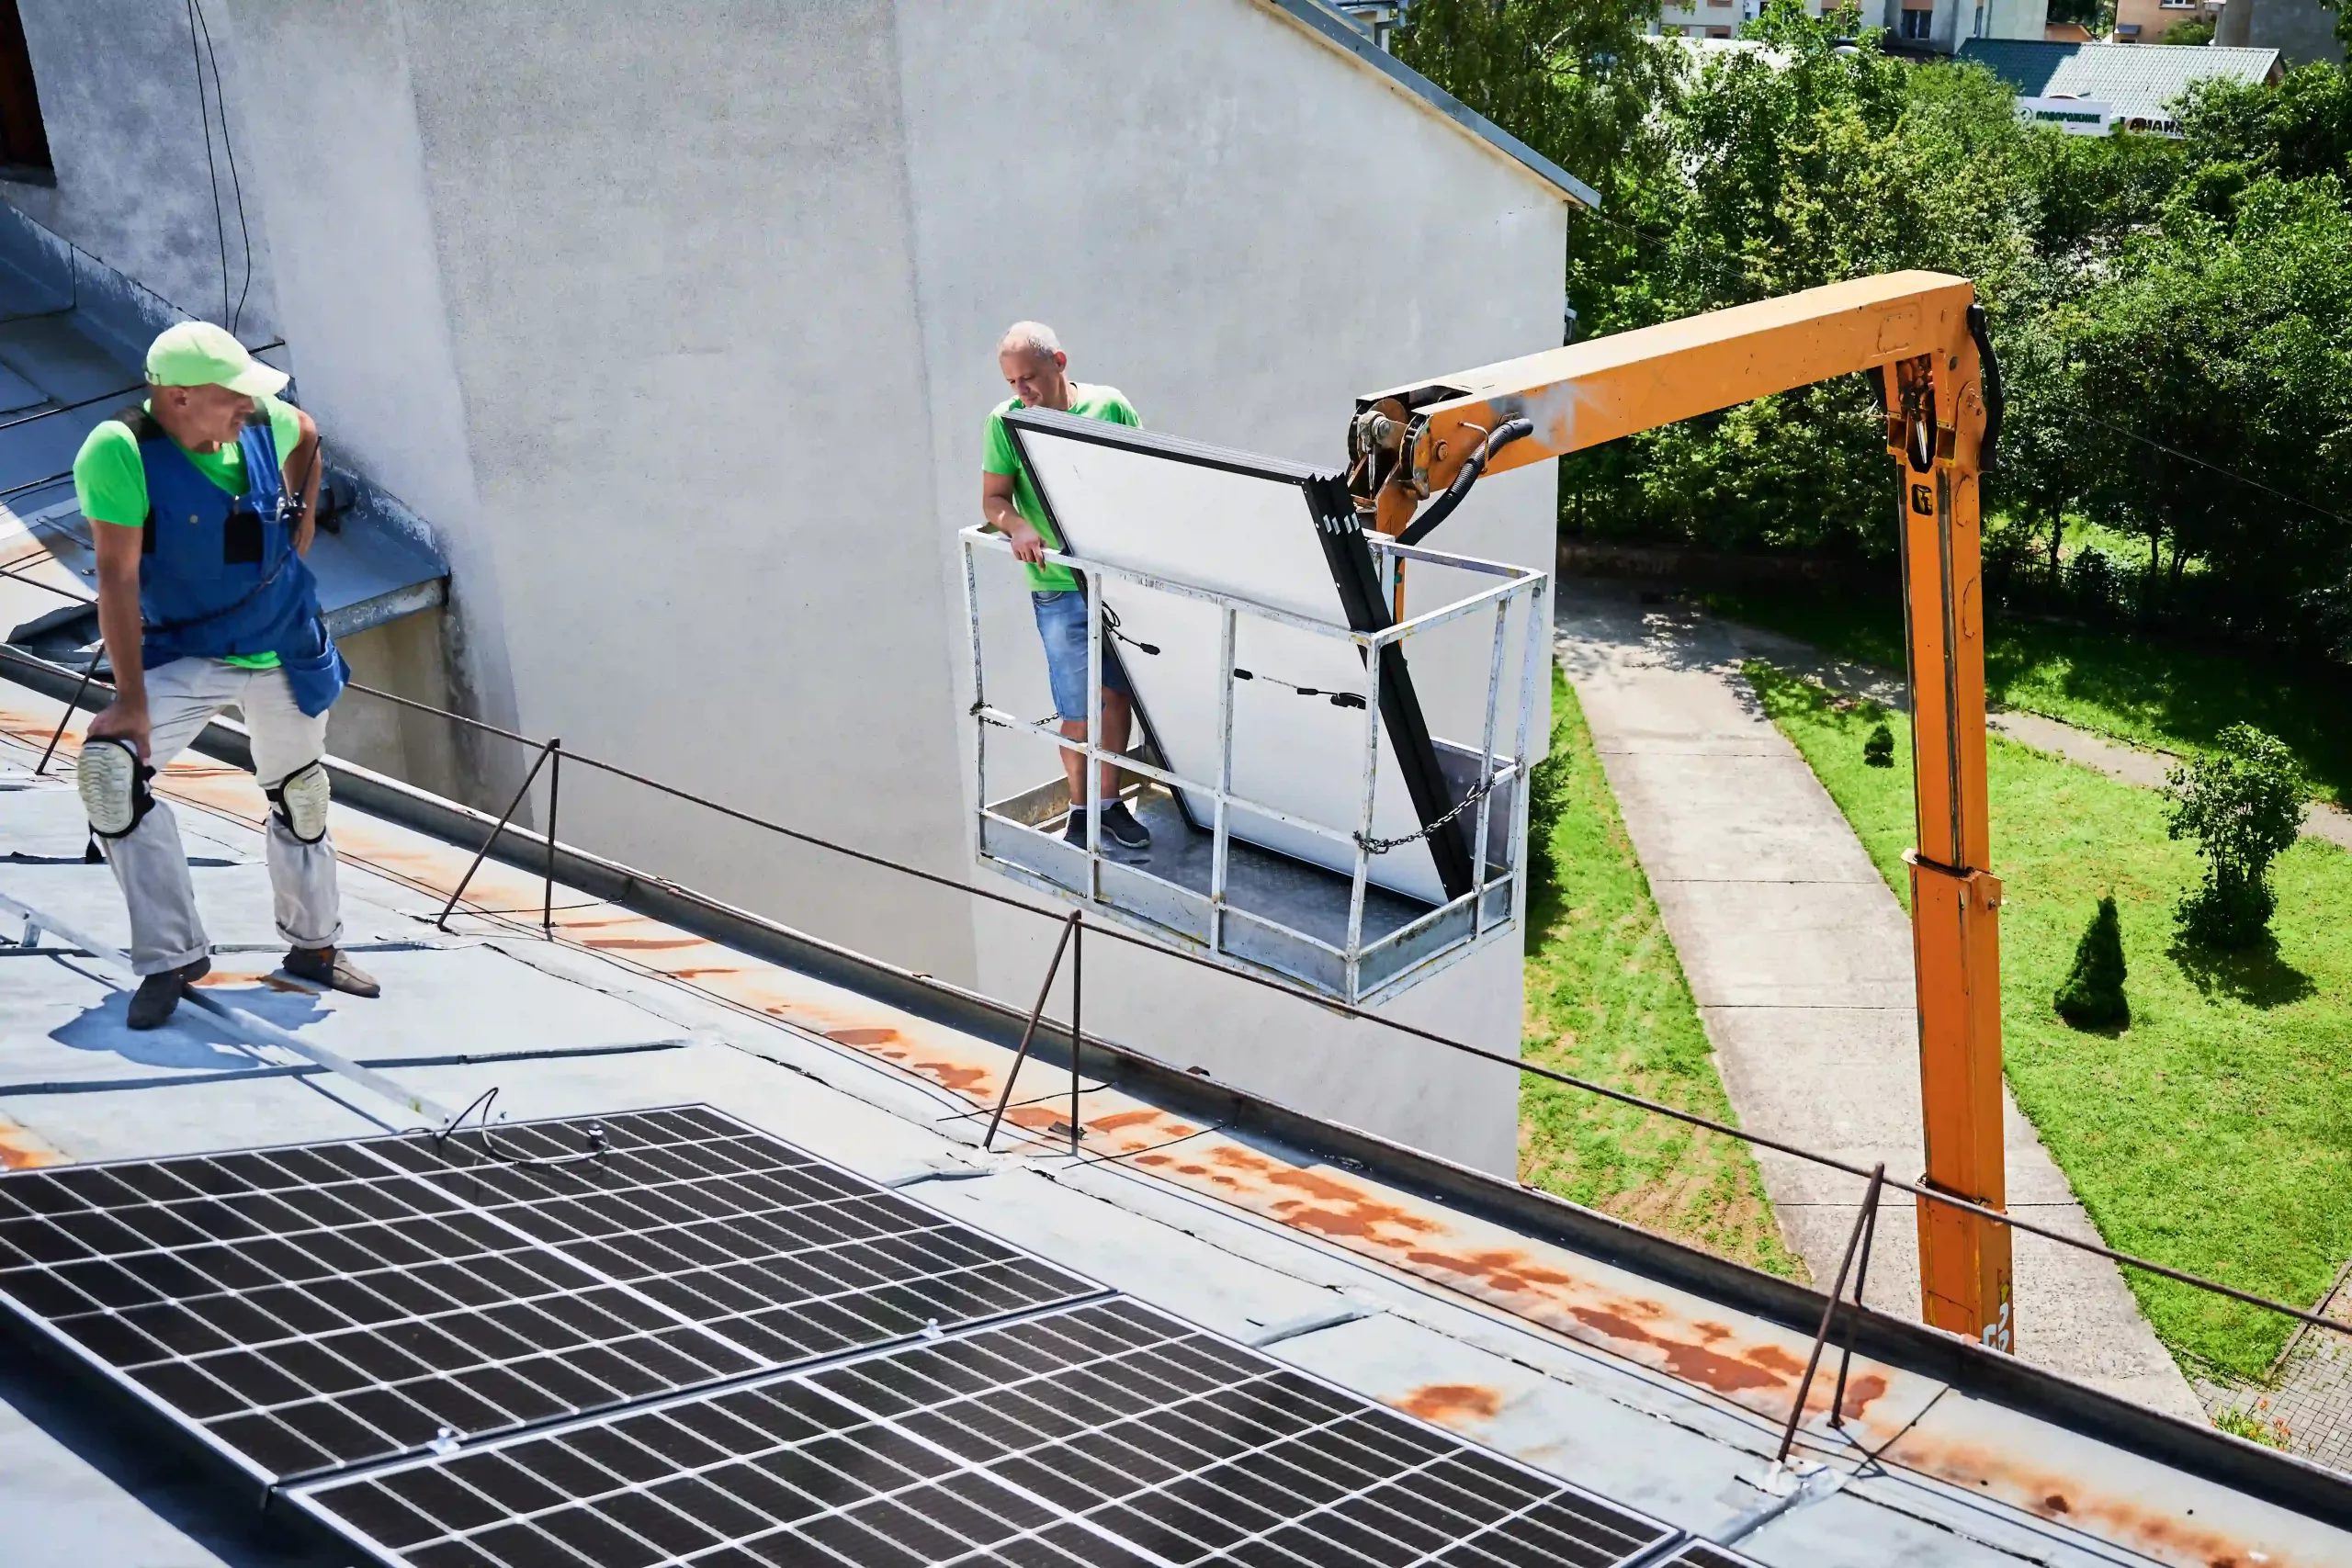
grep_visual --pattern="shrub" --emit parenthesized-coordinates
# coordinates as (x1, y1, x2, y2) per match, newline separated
(2053, 895, 2130, 1029)
(2165, 723, 2305, 948)
(1863, 721, 1894, 768)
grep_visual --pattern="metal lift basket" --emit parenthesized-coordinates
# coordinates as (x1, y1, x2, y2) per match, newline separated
(961, 412, 1547, 1005)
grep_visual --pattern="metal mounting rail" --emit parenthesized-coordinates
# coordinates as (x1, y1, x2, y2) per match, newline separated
(0, 888, 453, 1127)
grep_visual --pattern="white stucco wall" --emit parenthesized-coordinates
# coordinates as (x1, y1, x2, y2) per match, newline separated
(10, 0, 281, 339)
(897, 0, 1566, 1173)
(85, 0, 1566, 1175)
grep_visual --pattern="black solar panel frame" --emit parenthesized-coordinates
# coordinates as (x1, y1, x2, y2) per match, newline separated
(0, 1104, 1102, 1490)
(289, 1294, 1684, 1568)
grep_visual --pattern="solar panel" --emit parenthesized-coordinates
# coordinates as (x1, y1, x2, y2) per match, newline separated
(295, 1296, 1677, 1568)
(0, 1106, 1095, 1483)
(1002, 408, 1476, 907)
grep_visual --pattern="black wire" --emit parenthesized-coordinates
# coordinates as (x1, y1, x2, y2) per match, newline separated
(429, 1086, 609, 1168)
(186, 0, 228, 328)
(189, 0, 254, 337)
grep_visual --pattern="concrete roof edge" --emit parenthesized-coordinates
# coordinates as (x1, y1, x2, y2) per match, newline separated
(1257, 0, 1602, 209)
(12, 640, 2350, 1531)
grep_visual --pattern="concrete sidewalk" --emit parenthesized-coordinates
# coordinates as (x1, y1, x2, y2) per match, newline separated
(1555, 579, 2203, 1422)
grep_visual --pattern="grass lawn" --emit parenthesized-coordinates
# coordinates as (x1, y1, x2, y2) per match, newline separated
(1748, 662, 2352, 1379)
(1711, 584, 2352, 808)
(1519, 670, 1806, 1280)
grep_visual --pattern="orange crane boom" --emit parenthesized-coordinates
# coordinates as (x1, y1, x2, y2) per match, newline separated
(1351, 271, 2012, 1350)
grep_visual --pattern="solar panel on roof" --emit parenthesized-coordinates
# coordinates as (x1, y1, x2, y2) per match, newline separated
(0, 1106, 1095, 1483)
(294, 1296, 1678, 1568)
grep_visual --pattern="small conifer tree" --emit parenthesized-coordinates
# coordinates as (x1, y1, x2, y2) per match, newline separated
(1863, 722, 1894, 768)
(2053, 895, 2130, 1029)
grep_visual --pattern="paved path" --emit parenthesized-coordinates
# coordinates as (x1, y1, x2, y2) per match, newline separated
(1555, 580, 2204, 1421)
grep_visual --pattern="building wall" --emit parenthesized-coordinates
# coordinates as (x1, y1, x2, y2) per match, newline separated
(2114, 0, 2222, 42)
(896, 0, 1566, 1174)
(7, 0, 281, 342)
(37, 0, 1567, 1175)
(2215, 0, 2345, 62)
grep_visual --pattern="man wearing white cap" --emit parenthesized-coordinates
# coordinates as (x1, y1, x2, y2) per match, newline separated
(71, 321, 379, 1030)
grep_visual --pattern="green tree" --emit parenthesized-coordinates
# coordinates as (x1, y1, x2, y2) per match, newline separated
(2156, 18, 2216, 43)
(2067, 176, 2352, 634)
(2165, 723, 2307, 947)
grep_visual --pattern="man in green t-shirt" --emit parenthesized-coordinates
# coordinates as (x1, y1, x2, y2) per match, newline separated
(71, 321, 379, 1030)
(981, 322, 1151, 861)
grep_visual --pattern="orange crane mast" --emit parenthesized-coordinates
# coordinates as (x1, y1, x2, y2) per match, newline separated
(1350, 272, 2013, 1350)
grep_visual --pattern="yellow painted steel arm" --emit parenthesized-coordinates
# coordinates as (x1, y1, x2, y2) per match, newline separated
(1354, 269, 2013, 1349)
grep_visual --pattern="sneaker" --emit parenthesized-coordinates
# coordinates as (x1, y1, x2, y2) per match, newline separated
(1063, 809, 1148, 863)
(127, 957, 210, 1032)
(1099, 800, 1152, 852)
(284, 946, 381, 998)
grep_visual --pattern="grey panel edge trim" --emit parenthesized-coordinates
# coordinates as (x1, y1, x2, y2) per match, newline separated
(1260, 0, 1602, 209)
(8, 646, 2351, 1533)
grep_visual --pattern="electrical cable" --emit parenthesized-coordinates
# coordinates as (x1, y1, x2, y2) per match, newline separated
(188, 0, 254, 337)
(429, 1086, 609, 1168)
(186, 0, 228, 329)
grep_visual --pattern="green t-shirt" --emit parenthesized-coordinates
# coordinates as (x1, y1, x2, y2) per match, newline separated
(73, 394, 307, 670)
(982, 383, 1140, 592)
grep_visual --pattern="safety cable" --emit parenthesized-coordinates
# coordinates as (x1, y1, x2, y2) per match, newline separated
(6, 611, 2346, 1341)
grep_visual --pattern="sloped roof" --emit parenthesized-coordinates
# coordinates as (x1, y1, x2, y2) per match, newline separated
(1275, 0, 1602, 208)
(1958, 38, 2282, 120)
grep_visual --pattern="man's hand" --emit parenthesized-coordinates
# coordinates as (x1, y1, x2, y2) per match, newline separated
(86, 697, 151, 761)
(1004, 518, 1049, 564)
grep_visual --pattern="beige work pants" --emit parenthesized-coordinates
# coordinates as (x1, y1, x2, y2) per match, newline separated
(99, 657, 343, 975)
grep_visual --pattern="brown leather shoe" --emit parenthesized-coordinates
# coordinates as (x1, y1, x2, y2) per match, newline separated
(284, 946, 380, 998)
(126, 957, 211, 1031)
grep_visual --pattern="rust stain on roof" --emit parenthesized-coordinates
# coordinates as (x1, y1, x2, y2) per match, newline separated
(0, 1116, 62, 1170)
(1880, 1432, 2303, 1568)
(1396, 1383, 1505, 1427)
(193, 971, 313, 995)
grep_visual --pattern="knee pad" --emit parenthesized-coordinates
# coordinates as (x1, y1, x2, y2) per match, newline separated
(267, 759, 332, 844)
(76, 738, 154, 840)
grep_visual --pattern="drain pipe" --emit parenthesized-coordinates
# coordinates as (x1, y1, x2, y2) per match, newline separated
(0, 888, 452, 1126)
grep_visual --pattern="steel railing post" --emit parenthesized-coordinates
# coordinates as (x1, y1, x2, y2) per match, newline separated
(34, 647, 103, 776)
(541, 739, 561, 933)
(435, 739, 557, 931)
(982, 910, 1080, 1152)
(1069, 911, 1083, 1156)
(1830, 1175, 1884, 1430)
(1778, 1164, 1886, 1466)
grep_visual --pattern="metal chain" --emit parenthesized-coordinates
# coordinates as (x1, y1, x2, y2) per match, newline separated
(1354, 771, 1502, 854)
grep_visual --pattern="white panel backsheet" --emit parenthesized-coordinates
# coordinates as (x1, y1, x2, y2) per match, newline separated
(1012, 427, 1448, 905)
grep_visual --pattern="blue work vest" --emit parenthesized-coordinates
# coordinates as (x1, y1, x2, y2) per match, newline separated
(122, 405, 345, 713)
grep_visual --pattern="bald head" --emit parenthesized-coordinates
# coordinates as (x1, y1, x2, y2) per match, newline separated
(998, 321, 1072, 412)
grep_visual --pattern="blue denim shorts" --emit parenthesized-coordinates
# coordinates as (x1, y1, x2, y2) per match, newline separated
(1032, 588, 1133, 723)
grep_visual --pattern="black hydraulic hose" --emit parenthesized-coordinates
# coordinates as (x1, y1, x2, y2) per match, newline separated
(1396, 417, 1534, 547)
(1967, 303, 2003, 471)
